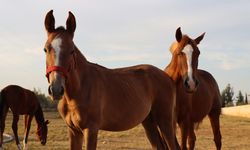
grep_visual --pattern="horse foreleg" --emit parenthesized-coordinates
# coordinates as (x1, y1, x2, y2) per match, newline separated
(179, 121, 188, 150)
(68, 128, 83, 150)
(209, 112, 222, 150)
(12, 115, 21, 150)
(187, 124, 196, 150)
(23, 115, 33, 150)
(84, 127, 98, 150)
(142, 115, 166, 150)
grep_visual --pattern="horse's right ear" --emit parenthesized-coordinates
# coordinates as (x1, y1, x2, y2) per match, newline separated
(175, 27, 182, 43)
(45, 10, 55, 34)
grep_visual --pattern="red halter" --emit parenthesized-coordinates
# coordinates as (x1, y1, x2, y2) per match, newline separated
(45, 50, 76, 83)
(46, 66, 68, 82)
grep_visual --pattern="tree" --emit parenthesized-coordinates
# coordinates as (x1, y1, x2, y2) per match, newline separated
(33, 88, 57, 110)
(245, 93, 248, 104)
(236, 90, 244, 106)
(221, 84, 234, 107)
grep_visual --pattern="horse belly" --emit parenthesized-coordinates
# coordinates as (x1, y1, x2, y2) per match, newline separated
(100, 99, 151, 131)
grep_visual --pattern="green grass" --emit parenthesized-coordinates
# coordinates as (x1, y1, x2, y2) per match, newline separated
(2, 111, 250, 149)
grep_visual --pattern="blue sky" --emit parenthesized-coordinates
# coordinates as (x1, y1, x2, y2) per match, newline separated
(0, 0, 250, 97)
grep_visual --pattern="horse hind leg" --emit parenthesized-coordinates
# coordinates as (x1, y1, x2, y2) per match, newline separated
(12, 115, 22, 150)
(142, 114, 166, 150)
(154, 106, 179, 150)
(208, 111, 222, 150)
(0, 104, 9, 148)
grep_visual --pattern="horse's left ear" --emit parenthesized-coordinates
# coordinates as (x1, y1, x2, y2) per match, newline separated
(195, 32, 205, 44)
(45, 120, 50, 124)
(66, 11, 76, 35)
(44, 10, 55, 34)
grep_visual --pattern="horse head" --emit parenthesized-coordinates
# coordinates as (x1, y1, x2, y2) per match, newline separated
(169, 27, 205, 93)
(36, 120, 49, 145)
(44, 10, 76, 100)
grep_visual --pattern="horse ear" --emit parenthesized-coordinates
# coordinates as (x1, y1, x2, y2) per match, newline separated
(66, 11, 76, 35)
(175, 27, 182, 42)
(45, 120, 50, 124)
(195, 32, 205, 44)
(45, 10, 55, 34)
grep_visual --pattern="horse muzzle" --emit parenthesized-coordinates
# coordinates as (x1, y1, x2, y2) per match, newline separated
(48, 76, 65, 100)
(183, 76, 199, 93)
(41, 139, 46, 145)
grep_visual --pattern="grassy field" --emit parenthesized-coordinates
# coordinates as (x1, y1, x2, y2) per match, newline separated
(2, 111, 250, 150)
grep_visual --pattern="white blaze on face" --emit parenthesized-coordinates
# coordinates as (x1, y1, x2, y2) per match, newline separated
(51, 37, 62, 66)
(182, 44, 195, 89)
(50, 37, 65, 87)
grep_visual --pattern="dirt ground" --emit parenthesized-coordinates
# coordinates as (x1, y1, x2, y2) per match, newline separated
(2, 111, 250, 150)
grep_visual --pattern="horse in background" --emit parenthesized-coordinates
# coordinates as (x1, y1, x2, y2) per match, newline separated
(0, 85, 49, 150)
(43, 10, 177, 150)
(164, 27, 222, 150)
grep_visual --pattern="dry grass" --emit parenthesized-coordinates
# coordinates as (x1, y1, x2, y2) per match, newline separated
(2, 111, 250, 150)
(222, 104, 250, 118)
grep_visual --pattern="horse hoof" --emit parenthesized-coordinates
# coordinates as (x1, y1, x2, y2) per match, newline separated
(17, 144, 22, 150)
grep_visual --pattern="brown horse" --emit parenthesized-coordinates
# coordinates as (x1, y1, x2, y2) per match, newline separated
(164, 27, 222, 150)
(0, 85, 49, 150)
(43, 10, 178, 150)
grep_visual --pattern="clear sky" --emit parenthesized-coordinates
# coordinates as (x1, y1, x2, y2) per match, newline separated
(0, 0, 249, 97)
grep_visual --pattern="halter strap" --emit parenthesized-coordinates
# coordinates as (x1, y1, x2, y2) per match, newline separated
(45, 50, 77, 83)
(46, 66, 68, 82)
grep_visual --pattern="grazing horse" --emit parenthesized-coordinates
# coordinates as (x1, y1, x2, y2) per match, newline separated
(164, 27, 222, 150)
(43, 10, 177, 150)
(0, 85, 49, 150)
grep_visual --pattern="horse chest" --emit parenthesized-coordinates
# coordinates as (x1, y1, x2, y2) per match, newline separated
(176, 87, 213, 122)
(58, 100, 87, 130)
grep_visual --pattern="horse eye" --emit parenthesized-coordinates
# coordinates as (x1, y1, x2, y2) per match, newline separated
(70, 50, 74, 54)
(178, 52, 183, 56)
(44, 48, 47, 53)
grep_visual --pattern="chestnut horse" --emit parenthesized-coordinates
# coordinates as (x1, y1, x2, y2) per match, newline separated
(164, 27, 222, 150)
(0, 85, 49, 150)
(43, 10, 177, 150)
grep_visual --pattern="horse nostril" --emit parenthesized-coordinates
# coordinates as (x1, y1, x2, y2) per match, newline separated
(48, 85, 53, 95)
(60, 87, 64, 95)
(184, 78, 189, 89)
(195, 78, 199, 87)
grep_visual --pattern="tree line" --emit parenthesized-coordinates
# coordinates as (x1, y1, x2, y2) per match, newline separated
(221, 84, 248, 107)
(32, 88, 58, 110)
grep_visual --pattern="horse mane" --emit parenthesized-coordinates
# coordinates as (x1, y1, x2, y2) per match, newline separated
(73, 45, 108, 72)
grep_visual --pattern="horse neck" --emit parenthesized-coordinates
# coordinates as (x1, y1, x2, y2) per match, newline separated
(64, 46, 89, 100)
(165, 55, 181, 82)
(34, 104, 45, 126)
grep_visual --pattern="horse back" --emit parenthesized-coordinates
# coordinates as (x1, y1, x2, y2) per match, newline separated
(1, 85, 39, 115)
(104, 64, 175, 102)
